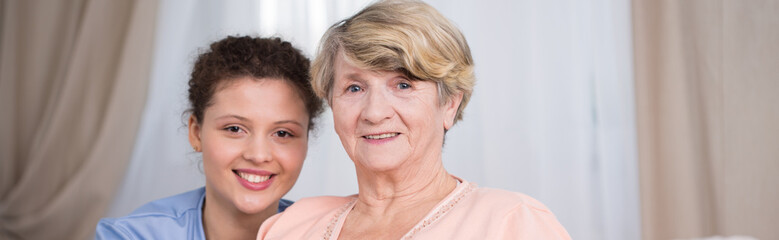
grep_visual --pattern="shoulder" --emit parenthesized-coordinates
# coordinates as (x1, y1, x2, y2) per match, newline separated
(461, 187, 571, 239)
(130, 187, 205, 216)
(95, 187, 205, 240)
(469, 187, 555, 215)
(293, 195, 355, 208)
(258, 195, 355, 239)
(270, 195, 354, 224)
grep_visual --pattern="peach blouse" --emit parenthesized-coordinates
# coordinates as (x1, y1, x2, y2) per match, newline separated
(258, 177, 571, 239)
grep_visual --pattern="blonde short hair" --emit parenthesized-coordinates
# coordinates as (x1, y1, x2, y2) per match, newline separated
(311, 0, 475, 124)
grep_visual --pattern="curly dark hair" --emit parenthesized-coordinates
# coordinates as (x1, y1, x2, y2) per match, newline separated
(187, 36, 323, 131)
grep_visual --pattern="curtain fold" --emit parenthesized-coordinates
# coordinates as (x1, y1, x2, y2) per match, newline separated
(633, 0, 779, 239)
(0, 0, 157, 239)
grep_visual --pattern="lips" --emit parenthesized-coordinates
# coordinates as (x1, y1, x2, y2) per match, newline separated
(233, 169, 275, 191)
(363, 132, 399, 139)
(237, 171, 271, 183)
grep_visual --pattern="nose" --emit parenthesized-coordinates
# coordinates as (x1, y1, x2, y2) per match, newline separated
(242, 136, 272, 163)
(361, 88, 395, 124)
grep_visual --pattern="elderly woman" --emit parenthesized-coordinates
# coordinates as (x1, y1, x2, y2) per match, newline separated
(258, 0, 571, 239)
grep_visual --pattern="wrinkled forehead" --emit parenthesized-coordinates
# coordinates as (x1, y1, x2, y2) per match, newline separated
(334, 48, 419, 82)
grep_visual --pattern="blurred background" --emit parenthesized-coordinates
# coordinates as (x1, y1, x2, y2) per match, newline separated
(0, 0, 776, 239)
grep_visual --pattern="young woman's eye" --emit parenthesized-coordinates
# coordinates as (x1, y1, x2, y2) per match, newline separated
(224, 126, 243, 133)
(398, 82, 412, 89)
(347, 85, 362, 93)
(275, 130, 294, 138)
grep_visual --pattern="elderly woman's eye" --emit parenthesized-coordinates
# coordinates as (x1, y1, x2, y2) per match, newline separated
(398, 82, 411, 89)
(347, 85, 362, 93)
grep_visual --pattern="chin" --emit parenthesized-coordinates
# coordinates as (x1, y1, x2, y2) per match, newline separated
(358, 157, 405, 172)
(234, 197, 275, 214)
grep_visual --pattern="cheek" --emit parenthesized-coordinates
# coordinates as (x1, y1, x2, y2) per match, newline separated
(275, 142, 307, 174)
(201, 134, 242, 169)
(332, 104, 357, 133)
(397, 98, 436, 123)
(332, 111, 360, 153)
(399, 100, 445, 137)
(332, 115, 348, 136)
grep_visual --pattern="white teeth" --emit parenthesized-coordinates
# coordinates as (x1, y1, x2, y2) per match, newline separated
(238, 172, 271, 183)
(365, 133, 399, 139)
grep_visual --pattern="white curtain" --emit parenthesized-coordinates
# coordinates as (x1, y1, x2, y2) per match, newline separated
(106, 1, 640, 239)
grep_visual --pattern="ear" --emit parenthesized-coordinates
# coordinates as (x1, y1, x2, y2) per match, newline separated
(443, 92, 463, 130)
(188, 115, 202, 152)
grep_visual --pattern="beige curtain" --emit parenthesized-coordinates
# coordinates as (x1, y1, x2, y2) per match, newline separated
(0, 0, 157, 239)
(633, 1, 779, 239)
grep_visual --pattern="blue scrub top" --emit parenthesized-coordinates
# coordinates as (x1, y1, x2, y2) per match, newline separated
(95, 187, 293, 239)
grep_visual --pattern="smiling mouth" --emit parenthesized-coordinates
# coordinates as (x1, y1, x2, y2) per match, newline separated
(363, 133, 399, 139)
(234, 170, 273, 183)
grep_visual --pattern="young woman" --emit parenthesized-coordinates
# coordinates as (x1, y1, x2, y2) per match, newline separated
(96, 36, 323, 239)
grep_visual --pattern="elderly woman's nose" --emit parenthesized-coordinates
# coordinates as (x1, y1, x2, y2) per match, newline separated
(242, 137, 272, 163)
(360, 89, 394, 123)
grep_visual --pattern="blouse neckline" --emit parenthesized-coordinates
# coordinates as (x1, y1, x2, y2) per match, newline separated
(323, 176, 475, 240)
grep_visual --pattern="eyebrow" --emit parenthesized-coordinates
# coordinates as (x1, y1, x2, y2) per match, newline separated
(215, 114, 249, 122)
(274, 120, 304, 128)
(215, 115, 304, 128)
(345, 71, 409, 82)
(345, 73, 363, 81)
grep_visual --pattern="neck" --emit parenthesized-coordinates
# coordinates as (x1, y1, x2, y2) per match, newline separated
(353, 154, 455, 217)
(202, 189, 278, 240)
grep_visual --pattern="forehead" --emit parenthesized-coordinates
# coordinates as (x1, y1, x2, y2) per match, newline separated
(333, 51, 363, 75)
(206, 77, 307, 120)
(333, 51, 405, 81)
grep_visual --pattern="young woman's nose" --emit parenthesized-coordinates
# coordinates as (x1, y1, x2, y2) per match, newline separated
(242, 136, 272, 163)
